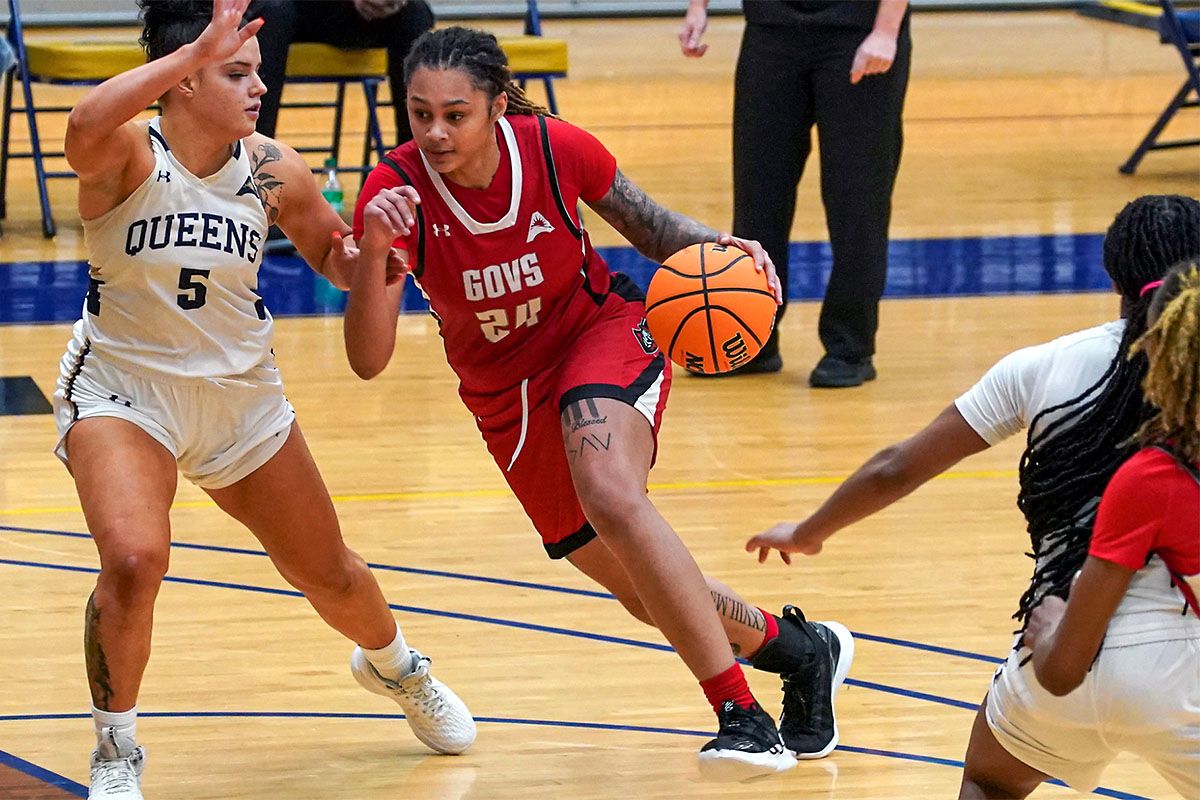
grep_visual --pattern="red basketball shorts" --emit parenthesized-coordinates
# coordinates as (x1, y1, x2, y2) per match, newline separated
(462, 292, 672, 559)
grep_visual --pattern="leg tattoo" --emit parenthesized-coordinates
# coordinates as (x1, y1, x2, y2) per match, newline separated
(85, 592, 115, 710)
(710, 589, 767, 656)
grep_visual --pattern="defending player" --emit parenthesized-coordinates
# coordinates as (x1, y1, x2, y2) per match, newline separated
(56, 3, 473, 797)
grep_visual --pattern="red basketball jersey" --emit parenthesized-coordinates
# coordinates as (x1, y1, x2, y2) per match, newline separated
(355, 115, 621, 395)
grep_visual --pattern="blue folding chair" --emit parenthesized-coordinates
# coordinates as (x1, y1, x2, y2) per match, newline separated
(1119, 0, 1200, 174)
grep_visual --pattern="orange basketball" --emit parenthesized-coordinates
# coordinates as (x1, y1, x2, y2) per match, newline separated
(644, 242, 778, 375)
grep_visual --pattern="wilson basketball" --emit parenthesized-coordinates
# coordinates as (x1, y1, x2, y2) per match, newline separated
(644, 243, 778, 375)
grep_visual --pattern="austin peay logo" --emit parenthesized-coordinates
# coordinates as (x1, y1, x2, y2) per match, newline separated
(632, 319, 658, 355)
(526, 210, 554, 242)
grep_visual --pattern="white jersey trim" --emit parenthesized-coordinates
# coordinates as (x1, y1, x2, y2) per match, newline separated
(421, 116, 522, 235)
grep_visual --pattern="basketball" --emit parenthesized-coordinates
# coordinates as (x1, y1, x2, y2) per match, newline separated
(644, 242, 778, 375)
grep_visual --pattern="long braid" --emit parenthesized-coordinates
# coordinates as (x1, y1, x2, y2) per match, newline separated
(403, 27, 554, 118)
(1133, 262, 1200, 462)
(1014, 195, 1200, 631)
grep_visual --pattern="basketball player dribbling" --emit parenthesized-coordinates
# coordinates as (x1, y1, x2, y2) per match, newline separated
(55, 3, 474, 797)
(346, 26, 855, 777)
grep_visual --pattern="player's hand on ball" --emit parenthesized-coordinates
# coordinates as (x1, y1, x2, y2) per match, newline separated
(746, 521, 826, 564)
(715, 233, 783, 304)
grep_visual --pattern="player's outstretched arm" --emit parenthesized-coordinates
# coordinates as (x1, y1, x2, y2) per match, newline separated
(65, 0, 262, 188)
(590, 170, 782, 300)
(746, 404, 990, 563)
(589, 169, 720, 263)
(254, 134, 355, 285)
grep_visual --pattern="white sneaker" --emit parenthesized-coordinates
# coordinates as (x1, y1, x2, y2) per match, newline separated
(89, 732, 145, 800)
(351, 647, 477, 755)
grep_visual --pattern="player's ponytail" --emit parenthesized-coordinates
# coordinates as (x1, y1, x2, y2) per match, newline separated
(1133, 260, 1200, 462)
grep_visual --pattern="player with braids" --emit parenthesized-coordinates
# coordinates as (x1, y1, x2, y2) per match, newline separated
(1018, 261, 1200, 798)
(402, 24, 549, 116)
(1013, 195, 1200, 629)
(55, 3, 473, 797)
(347, 25, 858, 778)
(745, 193, 1200, 799)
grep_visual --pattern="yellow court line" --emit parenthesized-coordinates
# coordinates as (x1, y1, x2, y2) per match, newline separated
(0, 469, 1018, 518)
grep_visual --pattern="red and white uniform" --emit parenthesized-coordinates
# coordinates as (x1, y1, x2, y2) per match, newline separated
(355, 114, 671, 558)
(1090, 447, 1200, 628)
(987, 446, 1200, 795)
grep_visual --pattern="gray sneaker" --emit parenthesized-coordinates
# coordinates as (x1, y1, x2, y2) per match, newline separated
(351, 647, 477, 755)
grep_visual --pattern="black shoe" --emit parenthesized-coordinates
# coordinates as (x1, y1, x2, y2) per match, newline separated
(808, 355, 876, 388)
(770, 606, 855, 759)
(697, 700, 795, 780)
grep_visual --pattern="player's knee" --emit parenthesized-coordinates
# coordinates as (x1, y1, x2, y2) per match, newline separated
(285, 552, 359, 601)
(99, 545, 169, 600)
(576, 481, 647, 536)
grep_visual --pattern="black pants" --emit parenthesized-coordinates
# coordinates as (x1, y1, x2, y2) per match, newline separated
(732, 23, 911, 362)
(248, 0, 434, 145)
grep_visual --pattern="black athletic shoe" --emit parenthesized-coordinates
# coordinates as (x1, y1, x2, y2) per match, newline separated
(697, 700, 795, 780)
(808, 355, 876, 388)
(774, 606, 855, 758)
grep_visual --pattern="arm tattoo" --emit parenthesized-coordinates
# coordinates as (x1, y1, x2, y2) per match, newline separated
(85, 593, 115, 710)
(591, 170, 720, 262)
(249, 142, 285, 225)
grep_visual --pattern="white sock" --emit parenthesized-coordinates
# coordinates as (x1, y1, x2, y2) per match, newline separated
(361, 621, 414, 682)
(92, 705, 138, 758)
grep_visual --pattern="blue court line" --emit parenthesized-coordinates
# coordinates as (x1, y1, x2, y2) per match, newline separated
(0, 713, 1149, 800)
(0, 555, 977, 712)
(0, 748, 86, 797)
(0, 523, 1003, 665)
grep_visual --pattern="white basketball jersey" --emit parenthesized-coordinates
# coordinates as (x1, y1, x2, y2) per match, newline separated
(79, 117, 271, 380)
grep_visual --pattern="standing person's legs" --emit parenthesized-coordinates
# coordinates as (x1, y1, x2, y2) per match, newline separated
(203, 422, 476, 755)
(246, 0, 301, 138)
(731, 23, 813, 371)
(809, 26, 911, 386)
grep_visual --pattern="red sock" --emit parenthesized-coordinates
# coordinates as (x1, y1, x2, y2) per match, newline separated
(699, 663, 757, 713)
(746, 607, 779, 660)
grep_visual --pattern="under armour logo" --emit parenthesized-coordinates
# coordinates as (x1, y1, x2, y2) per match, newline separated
(432, 223, 451, 237)
(156, 170, 171, 183)
(526, 210, 554, 243)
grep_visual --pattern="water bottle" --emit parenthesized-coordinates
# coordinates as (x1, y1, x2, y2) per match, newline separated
(321, 157, 344, 219)
(315, 157, 347, 312)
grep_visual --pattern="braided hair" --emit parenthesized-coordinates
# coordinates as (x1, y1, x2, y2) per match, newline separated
(403, 27, 552, 117)
(1014, 195, 1200, 630)
(138, 1, 223, 61)
(1133, 261, 1200, 462)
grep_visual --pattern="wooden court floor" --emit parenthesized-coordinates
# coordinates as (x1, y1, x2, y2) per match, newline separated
(1, 10, 1198, 800)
